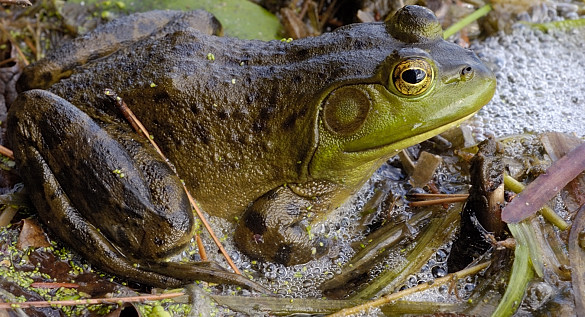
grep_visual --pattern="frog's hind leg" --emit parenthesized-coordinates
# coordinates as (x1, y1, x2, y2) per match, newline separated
(7, 89, 266, 292)
(19, 144, 186, 287)
(22, 145, 266, 291)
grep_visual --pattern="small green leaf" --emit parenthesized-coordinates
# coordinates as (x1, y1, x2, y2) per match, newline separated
(165, 0, 282, 40)
(78, 0, 283, 40)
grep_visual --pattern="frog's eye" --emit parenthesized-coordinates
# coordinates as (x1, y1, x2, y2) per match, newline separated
(391, 58, 434, 96)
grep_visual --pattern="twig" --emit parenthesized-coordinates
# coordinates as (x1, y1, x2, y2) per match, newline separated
(408, 193, 469, 199)
(502, 141, 585, 223)
(0, 292, 184, 309)
(0, 0, 31, 6)
(105, 89, 161, 154)
(0, 57, 17, 67)
(30, 282, 79, 289)
(443, 4, 492, 39)
(504, 174, 569, 230)
(408, 196, 468, 207)
(0, 23, 29, 66)
(183, 186, 240, 274)
(195, 234, 208, 261)
(568, 204, 585, 315)
(0, 145, 14, 160)
(327, 261, 490, 317)
(105, 89, 240, 275)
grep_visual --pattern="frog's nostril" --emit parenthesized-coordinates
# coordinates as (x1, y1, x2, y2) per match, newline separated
(460, 65, 474, 80)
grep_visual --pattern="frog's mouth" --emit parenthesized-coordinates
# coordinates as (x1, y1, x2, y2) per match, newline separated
(335, 74, 494, 155)
(344, 111, 478, 154)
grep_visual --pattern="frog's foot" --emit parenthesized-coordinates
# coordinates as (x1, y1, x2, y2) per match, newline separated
(7, 90, 265, 291)
(234, 182, 335, 266)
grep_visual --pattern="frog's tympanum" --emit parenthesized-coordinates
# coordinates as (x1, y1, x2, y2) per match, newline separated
(8, 6, 495, 288)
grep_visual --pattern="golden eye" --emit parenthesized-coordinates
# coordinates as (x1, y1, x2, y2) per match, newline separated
(391, 58, 434, 96)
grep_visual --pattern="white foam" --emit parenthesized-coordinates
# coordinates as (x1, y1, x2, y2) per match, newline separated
(468, 23, 585, 139)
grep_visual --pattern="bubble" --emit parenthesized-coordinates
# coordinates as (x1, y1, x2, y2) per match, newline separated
(276, 266, 287, 276)
(431, 265, 447, 278)
(407, 275, 417, 287)
(438, 284, 449, 295)
(435, 249, 448, 262)
(463, 283, 475, 293)
(470, 25, 585, 139)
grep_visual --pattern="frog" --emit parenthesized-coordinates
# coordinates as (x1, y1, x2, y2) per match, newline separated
(7, 5, 495, 289)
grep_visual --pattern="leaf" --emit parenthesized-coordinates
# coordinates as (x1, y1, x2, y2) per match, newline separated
(163, 0, 282, 40)
(569, 204, 585, 317)
(492, 223, 534, 317)
(502, 141, 585, 223)
(72, 0, 283, 40)
(16, 219, 51, 249)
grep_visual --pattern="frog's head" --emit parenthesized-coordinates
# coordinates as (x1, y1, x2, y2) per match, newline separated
(309, 5, 496, 191)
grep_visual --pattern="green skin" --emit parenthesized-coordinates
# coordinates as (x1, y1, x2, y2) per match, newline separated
(8, 6, 495, 289)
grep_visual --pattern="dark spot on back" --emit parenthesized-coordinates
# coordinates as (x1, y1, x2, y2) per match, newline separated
(296, 49, 309, 59)
(353, 39, 366, 50)
(292, 75, 302, 84)
(259, 106, 274, 121)
(237, 135, 248, 145)
(41, 72, 53, 85)
(233, 109, 245, 120)
(273, 244, 292, 265)
(243, 209, 267, 235)
(252, 121, 265, 133)
(218, 110, 228, 120)
(283, 113, 298, 130)
(193, 123, 210, 145)
(298, 107, 307, 117)
(154, 91, 170, 103)
(190, 104, 201, 115)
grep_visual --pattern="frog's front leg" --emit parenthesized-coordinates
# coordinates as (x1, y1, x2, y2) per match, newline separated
(234, 181, 337, 266)
(7, 90, 265, 291)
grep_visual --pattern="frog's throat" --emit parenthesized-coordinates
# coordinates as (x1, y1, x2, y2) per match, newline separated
(344, 110, 479, 154)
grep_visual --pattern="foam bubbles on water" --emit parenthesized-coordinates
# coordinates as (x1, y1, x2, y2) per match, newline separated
(469, 24, 585, 139)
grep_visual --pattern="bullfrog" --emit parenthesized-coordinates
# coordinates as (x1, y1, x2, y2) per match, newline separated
(8, 6, 495, 289)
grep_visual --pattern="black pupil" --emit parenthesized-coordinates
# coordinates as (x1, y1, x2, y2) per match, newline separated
(402, 69, 426, 84)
